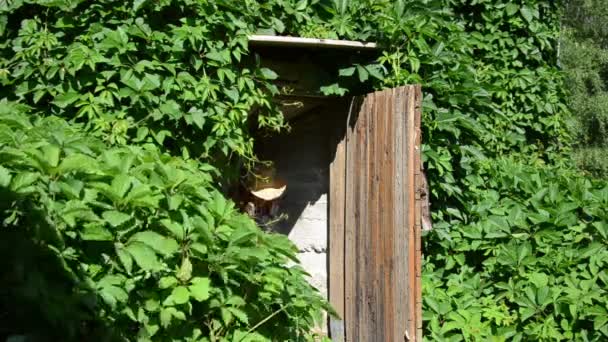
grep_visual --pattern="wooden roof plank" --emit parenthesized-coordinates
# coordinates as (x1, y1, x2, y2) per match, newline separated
(248, 35, 378, 50)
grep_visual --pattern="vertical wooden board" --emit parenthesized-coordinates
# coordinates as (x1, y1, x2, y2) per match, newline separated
(405, 85, 417, 341)
(339, 85, 422, 342)
(381, 88, 396, 339)
(413, 85, 423, 342)
(393, 86, 409, 341)
(329, 103, 347, 341)
(370, 90, 383, 341)
(344, 97, 359, 342)
(355, 94, 370, 341)
(375, 89, 385, 340)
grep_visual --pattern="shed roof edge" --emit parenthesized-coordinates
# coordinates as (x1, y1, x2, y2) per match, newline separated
(248, 35, 379, 50)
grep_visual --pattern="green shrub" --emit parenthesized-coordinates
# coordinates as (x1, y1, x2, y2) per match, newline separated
(561, 0, 608, 178)
(573, 147, 608, 179)
(424, 157, 608, 340)
(0, 102, 330, 341)
(301, 1, 608, 340)
(0, 1, 332, 340)
(2, 0, 607, 341)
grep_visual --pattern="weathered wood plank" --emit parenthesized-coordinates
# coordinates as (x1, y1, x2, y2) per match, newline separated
(393, 87, 409, 341)
(248, 35, 378, 50)
(355, 94, 370, 341)
(329, 102, 348, 341)
(380, 88, 395, 340)
(413, 85, 423, 342)
(405, 85, 417, 341)
(368, 91, 381, 341)
(336, 85, 422, 342)
(344, 97, 358, 342)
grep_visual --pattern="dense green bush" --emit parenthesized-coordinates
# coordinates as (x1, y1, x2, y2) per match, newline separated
(561, 0, 608, 178)
(358, 1, 607, 339)
(424, 157, 608, 340)
(2, 0, 608, 341)
(0, 0, 332, 340)
(0, 102, 330, 341)
(298, 0, 607, 340)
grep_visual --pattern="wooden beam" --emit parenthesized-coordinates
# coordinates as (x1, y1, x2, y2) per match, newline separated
(249, 35, 378, 50)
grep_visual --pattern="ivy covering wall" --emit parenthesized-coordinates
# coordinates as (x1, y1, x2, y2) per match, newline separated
(1, 0, 607, 341)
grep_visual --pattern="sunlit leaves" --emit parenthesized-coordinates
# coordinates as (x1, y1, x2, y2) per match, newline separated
(0, 105, 329, 341)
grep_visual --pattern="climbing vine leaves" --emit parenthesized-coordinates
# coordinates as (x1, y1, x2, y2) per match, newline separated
(1, 0, 607, 341)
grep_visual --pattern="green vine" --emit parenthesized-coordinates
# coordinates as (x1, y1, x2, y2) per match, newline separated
(1, 0, 607, 341)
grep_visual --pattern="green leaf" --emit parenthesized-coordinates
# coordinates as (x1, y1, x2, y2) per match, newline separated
(10, 172, 38, 192)
(520, 6, 534, 22)
(130, 231, 179, 256)
(520, 307, 536, 322)
(366, 65, 384, 80)
(0, 15, 6, 36)
(205, 50, 228, 63)
(505, 3, 519, 16)
(135, 127, 149, 142)
(228, 307, 248, 324)
(111, 174, 132, 199)
(188, 277, 210, 302)
(160, 219, 185, 240)
(339, 67, 356, 77)
(115, 244, 133, 274)
(164, 286, 190, 305)
(160, 100, 182, 120)
(224, 88, 239, 103)
(190, 242, 208, 256)
(159, 276, 178, 289)
(81, 224, 113, 241)
(151, 129, 171, 145)
(595, 315, 608, 331)
(42, 145, 61, 168)
(102, 210, 132, 227)
(221, 307, 232, 325)
(356, 64, 369, 82)
(168, 194, 183, 211)
(53, 91, 80, 108)
(260, 68, 278, 80)
(126, 242, 161, 271)
(0, 165, 11, 187)
(229, 226, 256, 245)
(58, 153, 97, 173)
(271, 18, 285, 33)
(99, 284, 128, 308)
(133, 0, 147, 11)
(189, 109, 206, 129)
(528, 272, 548, 288)
(159, 307, 185, 328)
(409, 57, 420, 73)
(160, 308, 172, 328)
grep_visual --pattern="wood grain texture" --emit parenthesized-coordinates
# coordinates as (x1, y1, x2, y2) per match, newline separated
(329, 102, 348, 341)
(329, 85, 422, 342)
(393, 87, 409, 341)
(413, 85, 423, 342)
(355, 94, 369, 341)
(248, 35, 379, 50)
(344, 97, 358, 342)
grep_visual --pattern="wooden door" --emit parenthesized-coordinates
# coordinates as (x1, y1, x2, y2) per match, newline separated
(328, 85, 423, 342)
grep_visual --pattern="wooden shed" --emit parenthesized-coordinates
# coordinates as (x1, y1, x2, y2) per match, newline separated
(247, 35, 424, 342)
